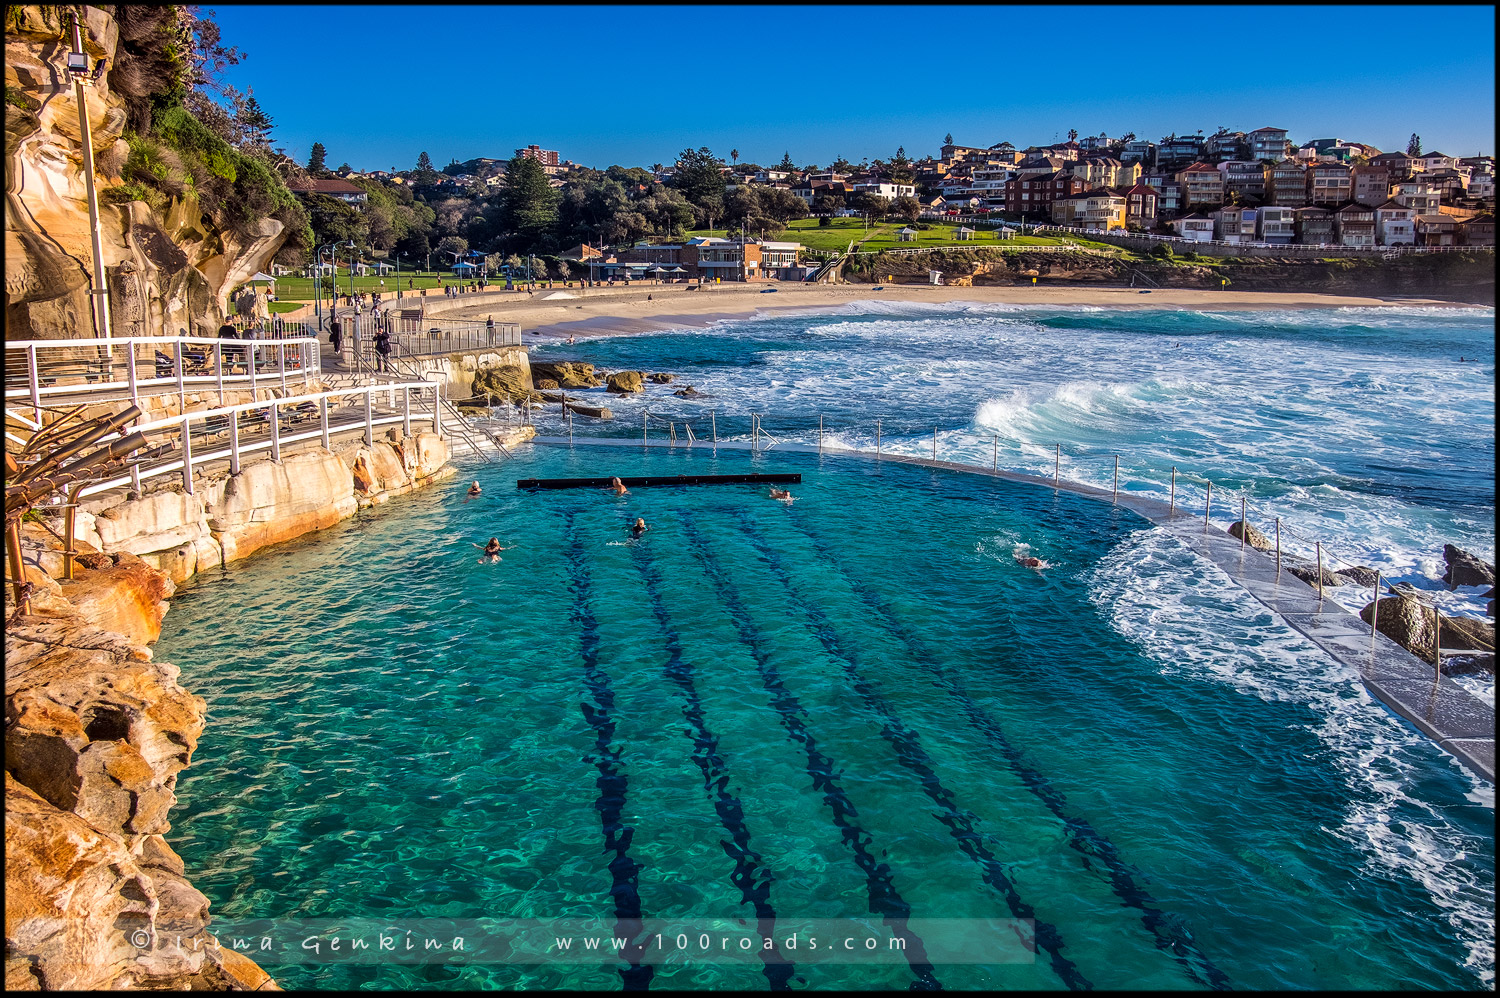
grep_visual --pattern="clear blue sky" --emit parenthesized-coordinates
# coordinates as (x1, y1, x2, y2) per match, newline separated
(208, 4, 1495, 171)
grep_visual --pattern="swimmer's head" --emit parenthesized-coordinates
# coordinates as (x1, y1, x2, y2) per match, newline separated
(634, 518, 646, 527)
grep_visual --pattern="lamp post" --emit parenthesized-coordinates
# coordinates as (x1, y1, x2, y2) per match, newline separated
(314, 242, 337, 329)
(67, 12, 111, 341)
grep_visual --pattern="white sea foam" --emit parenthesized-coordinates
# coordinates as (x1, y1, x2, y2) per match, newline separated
(1091, 528, 1495, 987)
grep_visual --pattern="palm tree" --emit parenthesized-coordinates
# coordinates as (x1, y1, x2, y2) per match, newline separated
(652, 163, 663, 176)
(731, 148, 740, 167)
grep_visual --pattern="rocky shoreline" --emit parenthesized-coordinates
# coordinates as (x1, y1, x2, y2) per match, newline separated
(4, 423, 539, 989)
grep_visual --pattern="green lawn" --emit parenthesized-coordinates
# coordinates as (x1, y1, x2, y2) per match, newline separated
(259, 271, 579, 303)
(681, 217, 1075, 255)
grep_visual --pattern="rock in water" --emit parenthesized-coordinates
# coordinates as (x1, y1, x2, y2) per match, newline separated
(673, 385, 708, 398)
(1441, 615, 1496, 653)
(606, 371, 644, 394)
(1227, 519, 1271, 551)
(1338, 565, 1381, 588)
(1442, 544, 1496, 588)
(1285, 559, 1345, 588)
(1360, 596, 1439, 660)
(648, 372, 674, 383)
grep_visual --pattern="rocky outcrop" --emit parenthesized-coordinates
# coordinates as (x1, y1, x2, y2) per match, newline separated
(1285, 559, 1345, 589)
(5, 7, 287, 340)
(468, 364, 534, 404)
(606, 371, 645, 394)
(1227, 519, 1271, 551)
(1443, 544, 1496, 588)
(1361, 595, 1439, 661)
(5, 571, 273, 990)
(529, 360, 602, 389)
(673, 385, 708, 398)
(647, 372, 674, 384)
(1336, 565, 1381, 588)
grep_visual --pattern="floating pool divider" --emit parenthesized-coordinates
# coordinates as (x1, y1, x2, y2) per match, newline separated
(516, 473, 801, 490)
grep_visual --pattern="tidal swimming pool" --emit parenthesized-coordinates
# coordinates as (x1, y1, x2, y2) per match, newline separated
(157, 445, 1493, 990)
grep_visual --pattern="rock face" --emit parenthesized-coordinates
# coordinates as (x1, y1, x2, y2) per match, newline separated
(1361, 595, 1439, 661)
(1337, 565, 1381, 588)
(529, 360, 602, 389)
(469, 364, 534, 404)
(606, 371, 645, 394)
(5, 576, 271, 990)
(1227, 519, 1271, 551)
(5, 8, 288, 339)
(1443, 544, 1496, 588)
(1285, 559, 1345, 589)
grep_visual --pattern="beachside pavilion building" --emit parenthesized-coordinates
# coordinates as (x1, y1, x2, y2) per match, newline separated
(604, 238, 806, 282)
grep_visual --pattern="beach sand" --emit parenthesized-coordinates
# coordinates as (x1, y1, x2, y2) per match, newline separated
(423, 282, 1478, 339)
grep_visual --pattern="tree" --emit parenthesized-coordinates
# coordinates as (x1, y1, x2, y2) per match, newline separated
(890, 146, 913, 183)
(731, 148, 740, 166)
(238, 94, 272, 148)
(498, 152, 560, 251)
(1122, 132, 1136, 143)
(778, 151, 796, 173)
(652, 162, 663, 175)
(671, 146, 727, 210)
(1407, 133, 1421, 157)
(831, 155, 853, 174)
(1067, 128, 1078, 142)
(337, 162, 352, 175)
(307, 142, 328, 176)
(892, 195, 921, 223)
(555, 260, 570, 280)
(944, 132, 954, 145)
(415, 151, 438, 184)
(436, 235, 469, 261)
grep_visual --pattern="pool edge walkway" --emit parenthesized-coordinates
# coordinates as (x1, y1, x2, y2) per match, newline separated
(525, 436, 1495, 785)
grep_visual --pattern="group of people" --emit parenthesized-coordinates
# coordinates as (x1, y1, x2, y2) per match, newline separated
(325, 316, 392, 372)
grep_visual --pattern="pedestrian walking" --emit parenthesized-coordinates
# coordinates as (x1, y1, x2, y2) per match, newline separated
(328, 318, 344, 364)
(486, 316, 495, 345)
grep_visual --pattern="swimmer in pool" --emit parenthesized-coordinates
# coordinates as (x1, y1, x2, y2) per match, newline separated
(467, 481, 482, 497)
(473, 537, 514, 563)
(607, 476, 629, 496)
(630, 517, 648, 539)
(769, 487, 794, 502)
(1016, 555, 1043, 569)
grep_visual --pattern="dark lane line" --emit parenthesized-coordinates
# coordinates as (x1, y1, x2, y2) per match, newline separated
(679, 516, 945, 992)
(724, 512, 1089, 991)
(782, 503, 1233, 991)
(625, 527, 795, 991)
(562, 510, 654, 990)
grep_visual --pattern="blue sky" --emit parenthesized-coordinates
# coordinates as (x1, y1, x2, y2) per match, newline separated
(208, 5, 1495, 171)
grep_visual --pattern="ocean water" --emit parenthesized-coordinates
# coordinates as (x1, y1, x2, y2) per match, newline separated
(156, 304, 1495, 990)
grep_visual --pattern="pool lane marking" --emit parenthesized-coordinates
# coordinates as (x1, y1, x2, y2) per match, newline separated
(722, 511, 1090, 992)
(623, 522, 797, 992)
(779, 504, 1233, 992)
(562, 510, 654, 991)
(676, 514, 946, 992)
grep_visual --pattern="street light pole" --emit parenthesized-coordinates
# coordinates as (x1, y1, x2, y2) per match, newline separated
(69, 12, 111, 341)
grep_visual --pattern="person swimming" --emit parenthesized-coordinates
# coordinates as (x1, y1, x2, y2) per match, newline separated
(769, 487, 794, 502)
(473, 537, 514, 563)
(630, 517, 648, 539)
(1016, 555, 1043, 569)
(467, 481, 482, 497)
(608, 476, 629, 496)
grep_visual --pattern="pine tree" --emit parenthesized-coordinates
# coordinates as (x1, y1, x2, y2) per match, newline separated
(944, 132, 953, 146)
(308, 142, 328, 176)
(239, 94, 272, 147)
(1406, 133, 1421, 157)
(778, 151, 795, 173)
(415, 151, 437, 184)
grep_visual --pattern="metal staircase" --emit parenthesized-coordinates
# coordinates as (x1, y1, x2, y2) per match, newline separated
(380, 351, 509, 463)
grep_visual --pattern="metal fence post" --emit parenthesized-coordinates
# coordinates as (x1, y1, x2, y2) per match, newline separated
(174, 339, 185, 398)
(180, 416, 194, 494)
(1169, 466, 1176, 514)
(992, 434, 998, 471)
(1274, 517, 1281, 577)
(1204, 481, 1212, 527)
(127, 345, 140, 407)
(1113, 454, 1119, 501)
(818, 414, 823, 454)
(320, 396, 330, 450)
(1432, 602, 1441, 677)
(27, 344, 41, 411)
(1240, 497, 1247, 549)
(270, 401, 282, 462)
(711, 410, 717, 443)
(364, 391, 374, 446)
(277, 342, 287, 392)
(643, 410, 649, 446)
(1315, 541, 1323, 599)
(1055, 444, 1060, 487)
(403, 386, 411, 437)
(1371, 570, 1381, 636)
(932, 427, 937, 461)
(229, 406, 241, 474)
(248, 340, 258, 397)
(876, 418, 882, 457)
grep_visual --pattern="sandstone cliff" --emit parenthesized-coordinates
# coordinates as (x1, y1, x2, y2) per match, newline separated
(5, 6, 288, 340)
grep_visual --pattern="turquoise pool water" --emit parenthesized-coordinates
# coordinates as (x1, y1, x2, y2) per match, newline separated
(157, 445, 1493, 990)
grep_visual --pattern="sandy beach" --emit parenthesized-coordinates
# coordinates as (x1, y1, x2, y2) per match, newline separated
(418, 282, 1482, 339)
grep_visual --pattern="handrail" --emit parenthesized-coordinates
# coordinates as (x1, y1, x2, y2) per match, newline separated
(78, 380, 438, 499)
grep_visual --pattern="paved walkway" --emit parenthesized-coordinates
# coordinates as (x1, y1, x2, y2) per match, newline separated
(528, 436, 1494, 784)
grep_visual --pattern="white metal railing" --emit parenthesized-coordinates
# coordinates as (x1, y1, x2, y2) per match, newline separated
(78, 380, 441, 499)
(1034, 225, 1495, 254)
(5, 335, 322, 410)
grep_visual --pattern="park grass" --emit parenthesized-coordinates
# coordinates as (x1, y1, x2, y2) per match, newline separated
(258, 271, 580, 302)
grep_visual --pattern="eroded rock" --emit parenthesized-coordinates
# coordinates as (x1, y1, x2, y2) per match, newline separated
(1443, 544, 1496, 589)
(606, 371, 644, 394)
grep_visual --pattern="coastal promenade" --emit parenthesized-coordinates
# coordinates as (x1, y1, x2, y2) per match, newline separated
(532, 435, 1495, 784)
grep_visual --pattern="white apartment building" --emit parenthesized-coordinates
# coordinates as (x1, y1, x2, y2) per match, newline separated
(1375, 202, 1416, 245)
